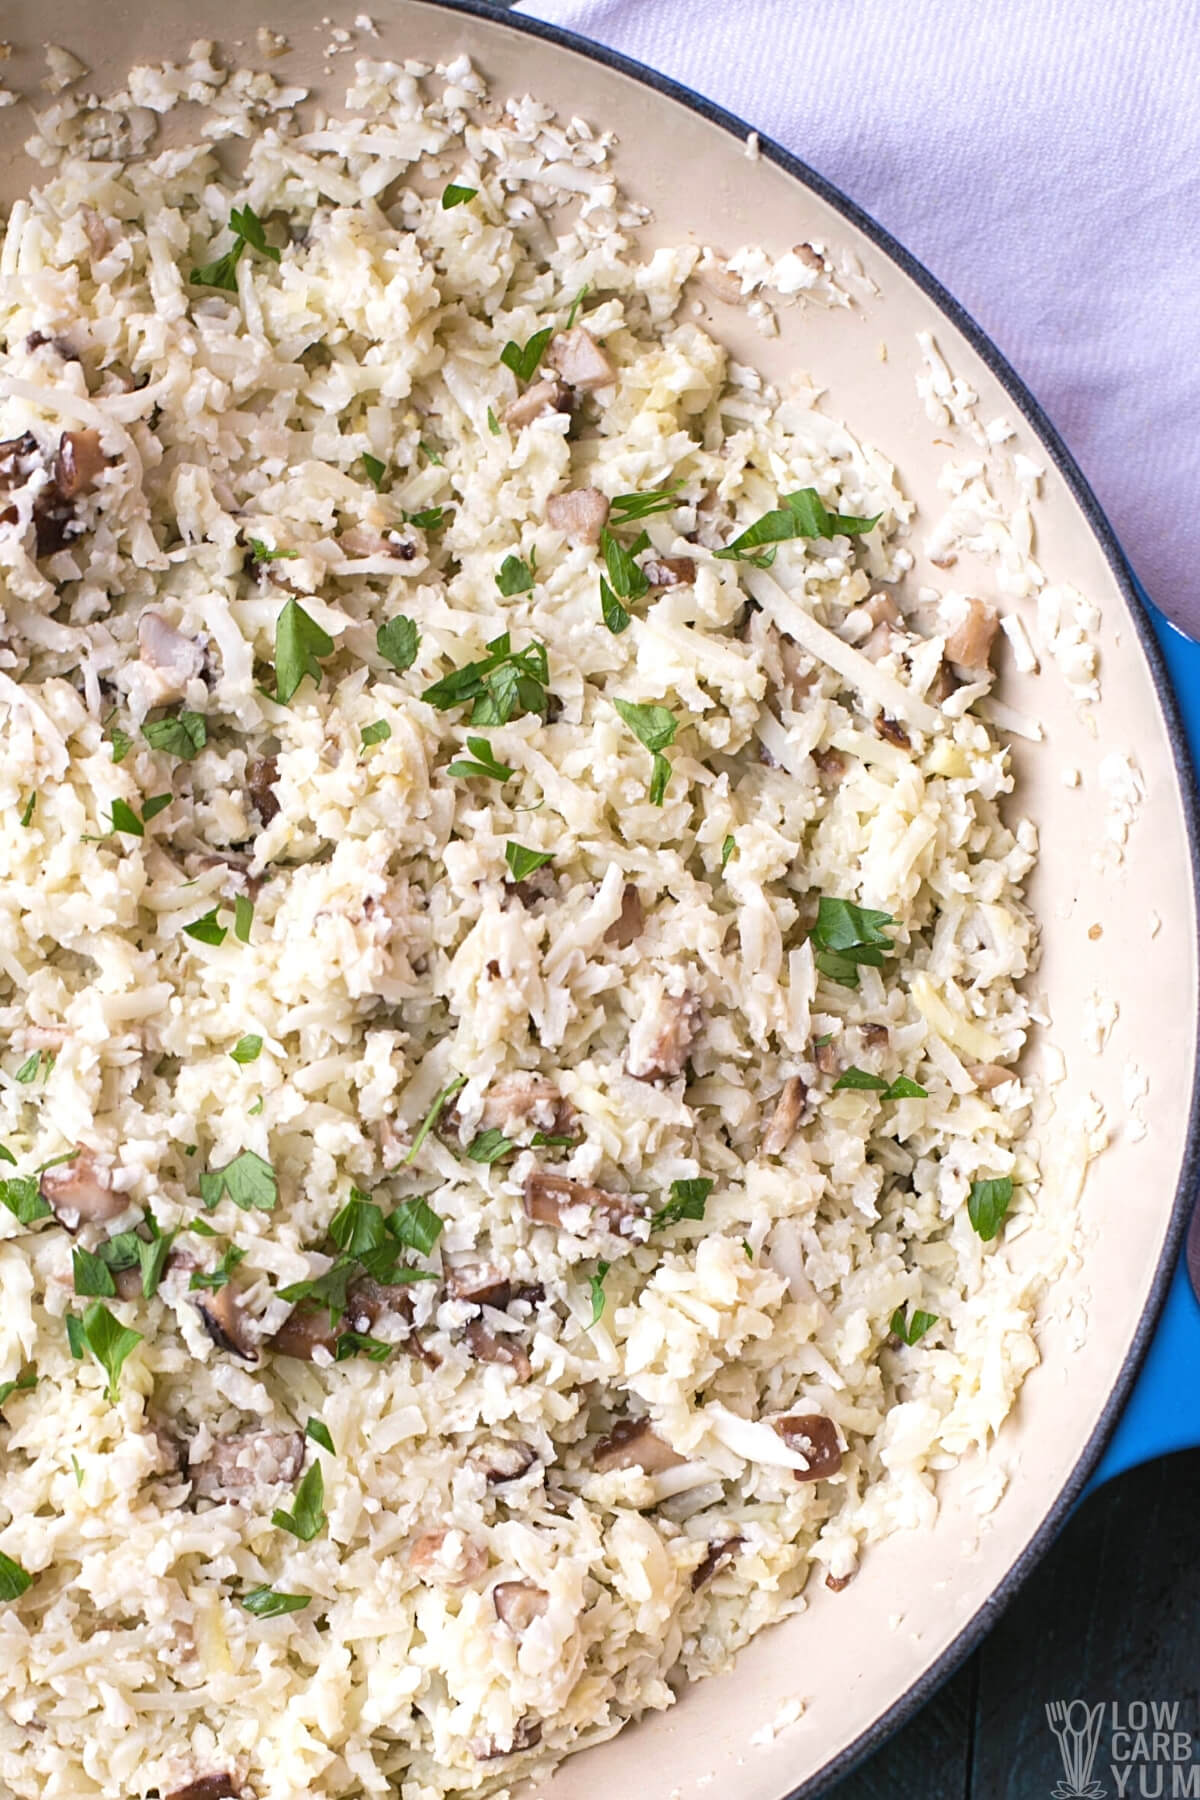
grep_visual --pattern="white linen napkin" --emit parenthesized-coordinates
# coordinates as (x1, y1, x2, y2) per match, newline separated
(514, 0, 1200, 635)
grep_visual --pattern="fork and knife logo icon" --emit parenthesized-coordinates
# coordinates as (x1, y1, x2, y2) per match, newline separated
(1045, 1700, 1108, 1799)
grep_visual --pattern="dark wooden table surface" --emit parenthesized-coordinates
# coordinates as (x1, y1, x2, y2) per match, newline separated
(473, 7, 1200, 1787)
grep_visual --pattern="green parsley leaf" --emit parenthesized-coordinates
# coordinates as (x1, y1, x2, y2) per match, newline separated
(530, 1130, 578, 1149)
(441, 182, 478, 209)
(249, 539, 299, 563)
(107, 725, 133, 764)
(0, 1147, 13, 1167)
(329, 1191, 388, 1257)
(142, 712, 207, 760)
(496, 554, 534, 596)
(109, 799, 146, 838)
(651, 1176, 714, 1232)
(199, 1149, 277, 1213)
(14, 1053, 42, 1086)
(890, 1306, 938, 1346)
(361, 720, 392, 749)
(189, 1244, 247, 1291)
(500, 326, 553, 384)
(486, 406, 501, 436)
(230, 204, 280, 262)
(0, 1368, 37, 1409)
(19, 794, 35, 827)
(142, 795, 172, 822)
(234, 895, 254, 944)
(334, 1329, 393, 1362)
(967, 1176, 1014, 1242)
(587, 1259, 611, 1327)
(241, 1585, 310, 1617)
(742, 1238, 754, 1261)
(600, 578, 630, 635)
(377, 615, 420, 673)
(714, 487, 881, 564)
(187, 1218, 219, 1237)
(135, 1218, 177, 1300)
(419, 439, 443, 465)
(191, 204, 280, 290)
(71, 1453, 84, 1486)
(278, 1255, 357, 1322)
(0, 1551, 31, 1601)
(423, 632, 549, 727)
(230, 1034, 262, 1065)
(810, 898, 897, 990)
(248, 1097, 264, 1116)
(387, 1195, 444, 1257)
(446, 736, 514, 782)
(613, 698, 678, 806)
(832, 1066, 889, 1093)
(72, 1245, 117, 1298)
(883, 1075, 928, 1100)
(183, 909, 226, 947)
(466, 1128, 515, 1165)
(505, 842, 553, 881)
(305, 1417, 335, 1455)
(565, 284, 589, 328)
(609, 481, 684, 524)
(721, 834, 736, 870)
(404, 1074, 467, 1166)
(271, 1460, 325, 1542)
(273, 598, 334, 705)
(601, 527, 649, 600)
(361, 453, 387, 492)
(406, 506, 446, 531)
(65, 1314, 85, 1359)
(77, 1301, 142, 1403)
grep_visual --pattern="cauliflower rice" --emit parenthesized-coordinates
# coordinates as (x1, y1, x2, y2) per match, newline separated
(0, 45, 1048, 1800)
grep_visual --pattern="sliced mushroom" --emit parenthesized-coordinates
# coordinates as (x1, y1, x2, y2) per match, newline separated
(267, 1304, 340, 1361)
(546, 486, 609, 544)
(825, 1570, 855, 1592)
(164, 1779, 239, 1800)
(813, 1039, 839, 1078)
(246, 755, 280, 827)
(875, 713, 911, 750)
(604, 883, 644, 949)
(690, 1535, 743, 1591)
(626, 988, 702, 1082)
(408, 1528, 488, 1586)
(39, 1150, 124, 1229)
(860, 592, 902, 662)
(812, 746, 847, 784)
(945, 597, 999, 670)
(762, 1076, 808, 1156)
(860, 1023, 890, 1051)
(194, 1285, 258, 1363)
(643, 556, 695, 589)
(447, 1262, 512, 1308)
(501, 377, 569, 429)
(493, 1579, 549, 1633)
(138, 611, 204, 702)
(591, 1417, 685, 1475)
(471, 1717, 542, 1761)
(928, 659, 960, 704)
(479, 1073, 574, 1139)
(523, 1171, 641, 1235)
(192, 1429, 303, 1499)
(968, 1060, 1015, 1091)
(774, 1413, 843, 1481)
(547, 326, 615, 391)
(472, 1439, 540, 1485)
(113, 1264, 143, 1302)
(54, 429, 108, 499)
(0, 432, 39, 492)
(338, 524, 415, 560)
(464, 1320, 532, 1382)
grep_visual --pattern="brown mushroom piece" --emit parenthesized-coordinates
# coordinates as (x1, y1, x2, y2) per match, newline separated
(626, 988, 702, 1082)
(813, 1039, 839, 1078)
(604, 883, 644, 949)
(0, 432, 39, 492)
(547, 326, 615, 391)
(501, 377, 569, 429)
(825, 1571, 855, 1593)
(479, 1073, 574, 1139)
(762, 1076, 808, 1157)
(267, 1304, 340, 1361)
(472, 1718, 543, 1761)
(164, 1778, 239, 1800)
(409, 1528, 488, 1585)
(246, 755, 280, 827)
(774, 1413, 844, 1481)
(860, 1024, 890, 1051)
(492, 1580, 549, 1633)
(464, 1320, 531, 1382)
(472, 1439, 540, 1485)
(138, 610, 204, 701)
(54, 429, 108, 499)
(945, 597, 999, 670)
(860, 592, 902, 662)
(968, 1061, 1015, 1091)
(546, 486, 609, 544)
(642, 555, 696, 589)
(875, 713, 911, 750)
(194, 1284, 258, 1363)
(447, 1262, 513, 1308)
(812, 745, 847, 784)
(39, 1150, 125, 1229)
(523, 1171, 641, 1234)
(690, 1535, 743, 1592)
(192, 1428, 304, 1499)
(591, 1417, 686, 1475)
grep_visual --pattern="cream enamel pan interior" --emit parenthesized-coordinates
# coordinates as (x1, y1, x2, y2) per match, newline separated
(1, 2, 1197, 1793)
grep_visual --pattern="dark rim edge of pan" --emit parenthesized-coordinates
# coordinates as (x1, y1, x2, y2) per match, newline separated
(403, 3, 1200, 1792)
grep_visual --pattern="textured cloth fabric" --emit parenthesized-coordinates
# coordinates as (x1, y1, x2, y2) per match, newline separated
(514, 0, 1200, 634)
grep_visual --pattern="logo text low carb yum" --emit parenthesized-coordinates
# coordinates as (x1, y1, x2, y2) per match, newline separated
(1046, 1700, 1199, 1798)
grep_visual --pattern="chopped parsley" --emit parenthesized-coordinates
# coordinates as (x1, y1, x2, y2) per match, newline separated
(883, 1075, 928, 1099)
(890, 1306, 938, 1346)
(609, 480, 684, 524)
(71, 1453, 84, 1487)
(404, 1074, 467, 1166)
(441, 182, 478, 209)
(0, 1551, 31, 1602)
(248, 540, 299, 565)
(0, 1367, 36, 1409)
(273, 599, 334, 705)
(495, 553, 534, 596)
(142, 712, 207, 760)
(106, 795, 171, 839)
(967, 1176, 1014, 1242)
(419, 439, 443, 465)
(565, 284, 590, 328)
(651, 1176, 713, 1232)
(612, 699, 679, 806)
(466, 1128, 515, 1165)
(361, 719, 392, 748)
(199, 1149, 278, 1213)
(500, 326, 552, 384)
(598, 526, 649, 634)
(486, 406, 501, 436)
(183, 909, 226, 947)
(189, 1244, 247, 1292)
(74, 1301, 142, 1403)
(505, 842, 553, 881)
(107, 723, 133, 764)
(0, 1147, 13, 1167)
(306, 1417, 335, 1454)
(387, 1195, 445, 1257)
(271, 1460, 325, 1542)
(334, 1329, 392, 1362)
(831, 1067, 927, 1099)
(377, 615, 420, 673)
(445, 736, 514, 783)
(241, 1586, 311, 1617)
(191, 203, 281, 290)
(72, 1246, 116, 1298)
(422, 632, 549, 726)
(19, 794, 35, 827)
(587, 1259, 611, 1327)
(230, 1034, 263, 1065)
(14, 1052, 45, 1086)
(0, 1175, 50, 1226)
(234, 895, 254, 945)
(361, 453, 387, 492)
(810, 898, 897, 990)
(721, 834, 736, 870)
(714, 486, 880, 566)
